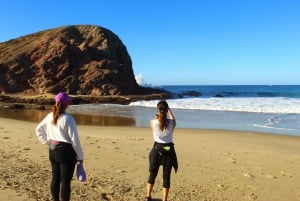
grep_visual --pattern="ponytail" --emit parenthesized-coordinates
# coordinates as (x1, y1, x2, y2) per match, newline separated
(156, 100, 169, 131)
(52, 102, 67, 125)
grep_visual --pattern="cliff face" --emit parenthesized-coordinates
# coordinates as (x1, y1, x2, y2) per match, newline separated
(0, 25, 158, 96)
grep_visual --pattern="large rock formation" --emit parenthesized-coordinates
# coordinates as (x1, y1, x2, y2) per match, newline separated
(0, 25, 162, 96)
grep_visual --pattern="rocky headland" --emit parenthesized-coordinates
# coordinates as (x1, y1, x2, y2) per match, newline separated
(0, 25, 172, 108)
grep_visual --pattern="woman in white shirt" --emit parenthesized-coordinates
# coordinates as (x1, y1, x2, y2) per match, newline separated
(36, 92, 84, 201)
(145, 100, 178, 201)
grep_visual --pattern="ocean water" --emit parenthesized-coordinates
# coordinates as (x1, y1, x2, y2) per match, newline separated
(69, 85, 300, 136)
(1, 85, 299, 136)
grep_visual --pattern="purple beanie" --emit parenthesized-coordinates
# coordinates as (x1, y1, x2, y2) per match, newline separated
(55, 92, 71, 106)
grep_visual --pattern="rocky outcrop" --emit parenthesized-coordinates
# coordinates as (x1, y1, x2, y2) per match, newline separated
(0, 93, 171, 109)
(0, 25, 165, 96)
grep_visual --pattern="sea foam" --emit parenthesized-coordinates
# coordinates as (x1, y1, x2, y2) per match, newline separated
(129, 97, 300, 114)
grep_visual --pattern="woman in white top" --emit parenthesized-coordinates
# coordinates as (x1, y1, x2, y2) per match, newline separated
(36, 92, 84, 201)
(145, 100, 178, 201)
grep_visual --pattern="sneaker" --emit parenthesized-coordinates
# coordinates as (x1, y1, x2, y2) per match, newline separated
(145, 197, 152, 201)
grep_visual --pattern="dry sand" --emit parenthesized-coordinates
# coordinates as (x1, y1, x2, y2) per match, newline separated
(0, 117, 299, 201)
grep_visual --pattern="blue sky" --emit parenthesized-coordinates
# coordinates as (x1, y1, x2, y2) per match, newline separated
(1, 1, 299, 86)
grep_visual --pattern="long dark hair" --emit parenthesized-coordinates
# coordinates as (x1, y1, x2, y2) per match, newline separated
(156, 100, 169, 131)
(52, 102, 67, 125)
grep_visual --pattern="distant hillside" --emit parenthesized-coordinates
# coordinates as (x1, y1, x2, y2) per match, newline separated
(0, 25, 165, 96)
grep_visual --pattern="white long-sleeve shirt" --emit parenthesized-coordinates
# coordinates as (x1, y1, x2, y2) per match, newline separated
(36, 112, 84, 160)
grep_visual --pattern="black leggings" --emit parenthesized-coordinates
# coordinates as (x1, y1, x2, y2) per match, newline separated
(49, 143, 77, 201)
(148, 165, 172, 188)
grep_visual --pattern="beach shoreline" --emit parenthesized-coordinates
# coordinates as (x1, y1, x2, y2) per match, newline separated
(1, 105, 300, 137)
(0, 117, 300, 201)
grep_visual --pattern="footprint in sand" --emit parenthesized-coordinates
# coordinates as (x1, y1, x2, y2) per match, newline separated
(265, 174, 277, 179)
(226, 157, 237, 164)
(280, 170, 293, 178)
(243, 173, 254, 179)
(248, 193, 258, 200)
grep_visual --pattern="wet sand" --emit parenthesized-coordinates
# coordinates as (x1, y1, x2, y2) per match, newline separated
(0, 117, 300, 201)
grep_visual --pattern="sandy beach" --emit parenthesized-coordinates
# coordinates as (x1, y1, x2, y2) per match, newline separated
(0, 117, 300, 201)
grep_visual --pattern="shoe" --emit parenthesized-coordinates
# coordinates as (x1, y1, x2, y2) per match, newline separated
(145, 197, 152, 201)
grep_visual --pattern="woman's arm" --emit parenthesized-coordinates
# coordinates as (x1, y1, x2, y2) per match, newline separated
(168, 108, 176, 129)
(67, 115, 84, 161)
(35, 113, 51, 144)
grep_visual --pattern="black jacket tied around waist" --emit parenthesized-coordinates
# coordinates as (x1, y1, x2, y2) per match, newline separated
(149, 142, 178, 173)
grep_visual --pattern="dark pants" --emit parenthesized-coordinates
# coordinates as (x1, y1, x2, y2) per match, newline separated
(49, 143, 77, 201)
(148, 142, 177, 188)
(148, 164, 172, 188)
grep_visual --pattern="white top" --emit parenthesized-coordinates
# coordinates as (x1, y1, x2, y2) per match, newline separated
(151, 119, 175, 143)
(35, 112, 84, 160)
